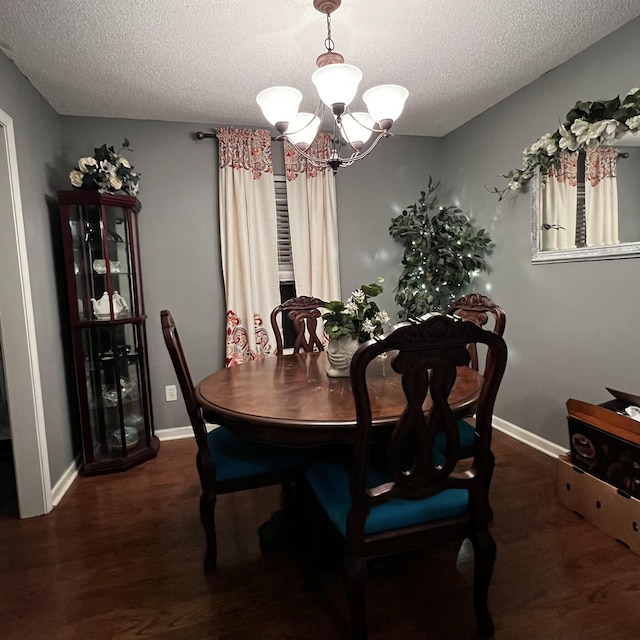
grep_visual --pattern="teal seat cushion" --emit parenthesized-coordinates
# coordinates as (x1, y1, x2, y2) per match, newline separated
(208, 427, 317, 482)
(433, 419, 477, 457)
(306, 457, 469, 537)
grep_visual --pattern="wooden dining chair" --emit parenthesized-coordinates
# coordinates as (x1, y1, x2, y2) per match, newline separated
(445, 294, 506, 506)
(446, 293, 506, 372)
(305, 314, 507, 640)
(161, 310, 318, 573)
(270, 295, 327, 355)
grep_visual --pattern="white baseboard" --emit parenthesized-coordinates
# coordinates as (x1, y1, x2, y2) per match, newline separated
(156, 424, 220, 441)
(155, 420, 567, 457)
(48, 420, 564, 508)
(51, 454, 81, 507)
(156, 426, 194, 441)
(493, 416, 567, 458)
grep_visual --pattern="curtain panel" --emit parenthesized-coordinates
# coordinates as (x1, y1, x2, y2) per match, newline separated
(217, 127, 280, 366)
(585, 147, 619, 247)
(284, 133, 341, 304)
(543, 151, 579, 250)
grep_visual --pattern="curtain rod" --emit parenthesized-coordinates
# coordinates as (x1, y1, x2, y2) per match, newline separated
(194, 131, 278, 142)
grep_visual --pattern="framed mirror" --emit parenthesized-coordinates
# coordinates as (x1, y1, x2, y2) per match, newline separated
(532, 135, 640, 263)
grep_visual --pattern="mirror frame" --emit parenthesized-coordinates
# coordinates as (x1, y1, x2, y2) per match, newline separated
(531, 169, 640, 263)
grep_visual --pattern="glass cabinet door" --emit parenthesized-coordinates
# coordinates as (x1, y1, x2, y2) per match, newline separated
(80, 324, 149, 463)
(68, 202, 142, 322)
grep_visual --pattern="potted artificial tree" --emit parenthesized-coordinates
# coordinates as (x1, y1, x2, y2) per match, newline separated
(389, 177, 492, 320)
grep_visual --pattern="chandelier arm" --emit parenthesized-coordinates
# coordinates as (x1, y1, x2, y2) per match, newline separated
(282, 103, 326, 138)
(342, 106, 387, 134)
(343, 130, 390, 160)
(284, 140, 338, 167)
(285, 129, 390, 168)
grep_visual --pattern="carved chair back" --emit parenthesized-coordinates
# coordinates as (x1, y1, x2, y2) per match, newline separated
(445, 293, 506, 371)
(270, 296, 327, 356)
(349, 315, 507, 538)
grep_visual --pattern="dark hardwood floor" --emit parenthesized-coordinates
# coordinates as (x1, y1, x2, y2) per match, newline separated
(1, 430, 638, 640)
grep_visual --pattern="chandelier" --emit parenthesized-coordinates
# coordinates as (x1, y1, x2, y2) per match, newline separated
(256, 0, 409, 173)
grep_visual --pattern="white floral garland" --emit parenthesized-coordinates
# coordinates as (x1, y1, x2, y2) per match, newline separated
(491, 87, 640, 200)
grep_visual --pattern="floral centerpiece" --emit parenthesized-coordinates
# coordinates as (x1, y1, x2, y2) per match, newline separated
(322, 278, 390, 343)
(69, 138, 140, 196)
(490, 87, 640, 200)
(322, 279, 390, 377)
(322, 278, 389, 342)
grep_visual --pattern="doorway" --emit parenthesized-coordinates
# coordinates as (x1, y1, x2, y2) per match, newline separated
(0, 108, 51, 517)
(0, 338, 17, 516)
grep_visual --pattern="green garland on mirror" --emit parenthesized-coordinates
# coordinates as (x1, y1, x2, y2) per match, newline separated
(389, 177, 492, 319)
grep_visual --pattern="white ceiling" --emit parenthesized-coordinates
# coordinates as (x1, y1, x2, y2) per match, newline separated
(1, 0, 640, 137)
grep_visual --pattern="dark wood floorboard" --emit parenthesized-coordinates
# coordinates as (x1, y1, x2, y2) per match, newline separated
(1, 430, 638, 640)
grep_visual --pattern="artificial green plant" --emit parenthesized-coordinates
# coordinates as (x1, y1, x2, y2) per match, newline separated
(389, 177, 492, 319)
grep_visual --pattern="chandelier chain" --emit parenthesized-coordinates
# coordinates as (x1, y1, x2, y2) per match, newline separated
(324, 13, 334, 53)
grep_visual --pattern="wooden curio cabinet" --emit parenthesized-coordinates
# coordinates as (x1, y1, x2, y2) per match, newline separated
(57, 190, 158, 475)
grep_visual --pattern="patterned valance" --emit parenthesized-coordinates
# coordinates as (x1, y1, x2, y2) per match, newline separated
(548, 151, 578, 186)
(216, 127, 273, 178)
(586, 147, 619, 187)
(285, 132, 334, 180)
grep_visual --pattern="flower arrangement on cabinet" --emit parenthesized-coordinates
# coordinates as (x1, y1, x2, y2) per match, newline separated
(490, 87, 640, 200)
(322, 279, 390, 343)
(69, 138, 140, 196)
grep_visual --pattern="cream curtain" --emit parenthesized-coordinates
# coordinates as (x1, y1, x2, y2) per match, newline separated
(284, 133, 341, 303)
(585, 147, 619, 247)
(217, 127, 281, 366)
(543, 151, 578, 250)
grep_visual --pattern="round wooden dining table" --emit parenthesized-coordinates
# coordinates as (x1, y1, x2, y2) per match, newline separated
(195, 351, 482, 447)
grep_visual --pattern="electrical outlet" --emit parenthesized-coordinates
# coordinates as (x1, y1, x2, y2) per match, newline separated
(165, 384, 178, 402)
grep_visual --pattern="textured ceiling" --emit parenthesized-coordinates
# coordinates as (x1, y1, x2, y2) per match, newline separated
(1, 0, 640, 136)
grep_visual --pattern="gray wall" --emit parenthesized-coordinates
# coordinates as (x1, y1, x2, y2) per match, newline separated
(0, 51, 74, 485)
(440, 16, 640, 445)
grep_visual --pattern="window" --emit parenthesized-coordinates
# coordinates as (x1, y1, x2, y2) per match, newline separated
(275, 175, 294, 284)
(274, 175, 297, 347)
(575, 151, 586, 247)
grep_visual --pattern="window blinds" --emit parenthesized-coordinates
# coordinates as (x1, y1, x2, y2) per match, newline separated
(274, 175, 295, 283)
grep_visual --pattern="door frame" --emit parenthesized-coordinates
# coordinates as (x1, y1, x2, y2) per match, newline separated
(0, 107, 51, 517)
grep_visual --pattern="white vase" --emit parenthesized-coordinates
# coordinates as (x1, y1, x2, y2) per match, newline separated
(326, 335, 360, 377)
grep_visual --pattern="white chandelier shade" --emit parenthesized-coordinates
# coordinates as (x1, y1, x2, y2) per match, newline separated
(255, 0, 409, 171)
(286, 112, 322, 150)
(311, 63, 363, 112)
(256, 86, 302, 129)
(363, 85, 410, 124)
(340, 112, 375, 148)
